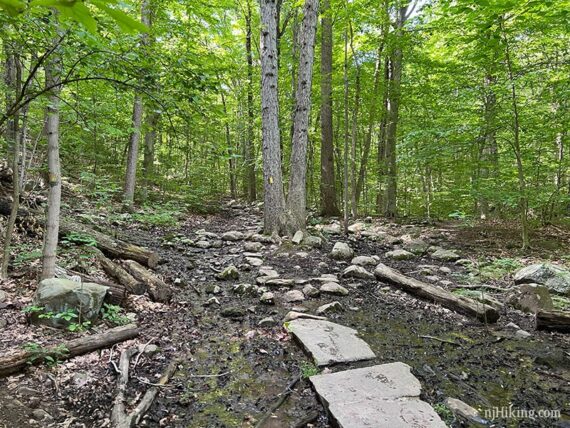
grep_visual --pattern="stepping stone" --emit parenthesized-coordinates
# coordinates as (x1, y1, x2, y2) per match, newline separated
(287, 319, 375, 366)
(310, 362, 446, 428)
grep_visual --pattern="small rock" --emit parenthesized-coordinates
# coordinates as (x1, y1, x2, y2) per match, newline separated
(303, 235, 323, 248)
(0, 290, 6, 302)
(195, 240, 211, 249)
(515, 329, 532, 339)
(351, 256, 376, 266)
(137, 344, 159, 355)
(284, 290, 305, 303)
(204, 297, 220, 306)
(31, 409, 53, 422)
(220, 307, 246, 319)
(244, 242, 264, 252)
(222, 231, 244, 241)
(313, 274, 339, 283)
(258, 317, 276, 327)
(205, 284, 221, 294)
(232, 283, 260, 296)
(217, 265, 239, 280)
(348, 222, 366, 233)
(320, 282, 349, 296)
(431, 249, 461, 261)
(508, 283, 553, 313)
(385, 249, 415, 260)
(505, 322, 521, 330)
(292, 230, 304, 245)
(343, 265, 374, 280)
(439, 266, 451, 274)
(330, 242, 354, 260)
(295, 252, 309, 258)
(402, 238, 429, 255)
(211, 240, 223, 248)
(445, 398, 488, 425)
(245, 257, 263, 267)
(303, 284, 320, 297)
(322, 223, 342, 234)
(0, 318, 7, 329)
(317, 301, 343, 315)
(439, 280, 453, 287)
(265, 278, 295, 287)
(259, 292, 275, 305)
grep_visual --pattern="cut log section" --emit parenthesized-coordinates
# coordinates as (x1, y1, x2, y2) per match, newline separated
(98, 254, 147, 295)
(374, 263, 500, 323)
(60, 219, 159, 268)
(71, 271, 128, 306)
(0, 324, 140, 377)
(122, 260, 173, 303)
(536, 310, 570, 333)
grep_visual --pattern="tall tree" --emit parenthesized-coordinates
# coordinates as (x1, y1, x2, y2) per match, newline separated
(260, 0, 286, 235)
(124, 0, 151, 206)
(41, 17, 63, 280)
(319, 0, 340, 216)
(286, 0, 319, 231)
(244, 0, 257, 201)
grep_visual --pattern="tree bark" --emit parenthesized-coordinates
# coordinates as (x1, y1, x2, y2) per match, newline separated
(124, 0, 151, 205)
(536, 310, 570, 333)
(142, 110, 158, 187)
(348, 22, 360, 218)
(342, 28, 349, 233)
(244, 0, 257, 202)
(285, 0, 319, 232)
(41, 17, 63, 280)
(319, 0, 340, 217)
(98, 254, 147, 295)
(59, 219, 160, 268)
(383, 5, 407, 219)
(374, 263, 499, 323)
(122, 259, 172, 302)
(260, 0, 287, 235)
(0, 324, 140, 378)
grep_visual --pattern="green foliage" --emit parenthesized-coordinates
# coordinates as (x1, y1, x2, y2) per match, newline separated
(132, 206, 181, 227)
(475, 258, 523, 280)
(101, 303, 130, 326)
(552, 296, 570, 311)
(299, 362, 319, 379)
(61, 232, 97, 247)
(23, 342, 69, 367)
(433, 403, 454, 424)
(22, 306, 92, 332)
(68, 320, 92, 332)
(13, 248, 42, 267)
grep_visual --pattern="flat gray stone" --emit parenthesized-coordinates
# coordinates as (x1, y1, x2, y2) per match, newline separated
(310, 363, 446, 428)
(287, 319, 375, 366)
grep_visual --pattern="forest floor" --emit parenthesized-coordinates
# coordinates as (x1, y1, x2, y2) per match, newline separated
(0, 194, 570, 428)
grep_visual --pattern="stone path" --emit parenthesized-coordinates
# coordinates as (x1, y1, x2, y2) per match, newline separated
(288, 318, 445, 427)
(310, 363, 446, 428)
(287, 319, 376, 366)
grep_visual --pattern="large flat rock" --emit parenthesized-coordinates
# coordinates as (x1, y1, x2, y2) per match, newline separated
(287, 319, 375, 366)
(310, 363, 446, 428)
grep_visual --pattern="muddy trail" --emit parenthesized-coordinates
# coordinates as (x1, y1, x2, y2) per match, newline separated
(1, 202, 569, 428)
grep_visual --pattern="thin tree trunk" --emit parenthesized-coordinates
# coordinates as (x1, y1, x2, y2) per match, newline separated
(124, 0, 151, 205)
(502, 23, 529, 249)
(3, 39, 19, 169)
(478, 72, 498, 219)
(383, 5, 407, 219)
(221, 91, 238, 199)
(342, 28, 349, 234)
(143, 110, 158, 185)
(376, 56, 389, 214)
(319, 0, 340, 216)
(286, 0, 319, 232)
(245, 0, 257, 201)
(260, 0, 286, 235)
(41, 18, 63, 280)
(348, 22, 360, 218)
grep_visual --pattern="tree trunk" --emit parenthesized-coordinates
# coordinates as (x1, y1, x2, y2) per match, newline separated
(221, 91, 237, 199)
(244, 0, 257, 201)
(502, 22, 529, 249)
(478, 73, 498, 219)
(124, 0, 151, 205)
(142, 110, 158, 187)
(376, 56, 389, 214)
(260, 0, 287, 235)
(383, 5, 407, 219)
(319, 0, 340, 217)
(1, 45, 21, 279)
(536, 310, 570, 333)
(0, 324, 139, 378)
(348, 23, 360, 218)
(285, 0, 319, 232)
(342, 28, 349, 234)
(41, 18, 63, 280)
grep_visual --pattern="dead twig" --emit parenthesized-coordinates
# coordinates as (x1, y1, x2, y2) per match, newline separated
(254, 375, 301, 428)
(419, 335, 462, 347)
(189, 370, 232, 378)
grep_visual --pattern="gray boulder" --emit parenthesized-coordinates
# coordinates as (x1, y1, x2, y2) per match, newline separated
(343, 265, 374, 280)
(508, 283, 553, 313)
(217, 265, 239, 280)
(385, 249, 415, 260)
(514, 263, 570, 295)
(330, 242, 354, 260)
(33, 278, 108, 328)
(292, 230, 304, 245)
(320, 282, 349, 296)
(431, 248, 461, 261)
(402, 237, 429, 255)
(221, 231, 244, 241)
(351, 256, 377, 266)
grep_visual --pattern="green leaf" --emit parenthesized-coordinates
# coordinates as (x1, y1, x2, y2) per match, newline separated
(92, 0, 147, 33)
(0, 0, 25, 15)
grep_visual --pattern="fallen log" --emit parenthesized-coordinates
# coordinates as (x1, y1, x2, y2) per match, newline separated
(111, 347, 179, 428)
(71, 271, 128, 306)
(98, 254, 147, 295)
(374, 263, 500, 323)
(59, 218, 159, 268)
(0, 324, 140, 377)
(536, 310, 570, 333)
(122, 260, 172, 303)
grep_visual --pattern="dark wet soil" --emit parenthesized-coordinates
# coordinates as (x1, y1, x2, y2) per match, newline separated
(1, 204, 569, 428)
